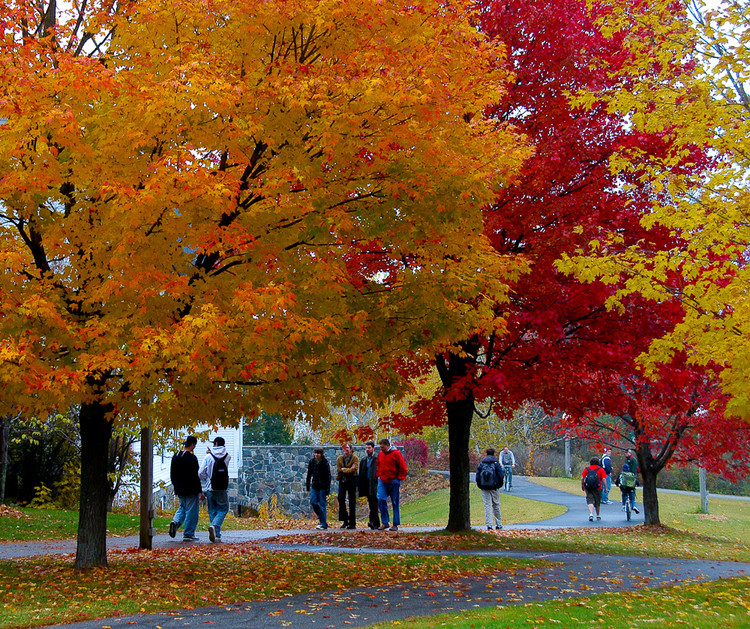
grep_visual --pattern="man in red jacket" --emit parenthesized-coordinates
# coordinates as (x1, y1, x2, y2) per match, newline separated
(376, 438, 408, 531)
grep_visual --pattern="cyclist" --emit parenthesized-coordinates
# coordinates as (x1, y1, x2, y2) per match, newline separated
(500, 446, 516, 491)
(615, 460, 640, 519)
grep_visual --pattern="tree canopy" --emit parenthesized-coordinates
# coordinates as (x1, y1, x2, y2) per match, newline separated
(0, 0, 528, 566)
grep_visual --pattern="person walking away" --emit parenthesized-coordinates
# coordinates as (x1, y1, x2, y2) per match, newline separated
(581, 457, 608, 521)
(336, 443, 359, 529)
(600, 447, 613, 504)
(169, 435, 202, 542)
(306, 447, 332, 529)
(476, 448, 504, 530)
(376, 438, 408, 531)
(500, 446, 516, 490)
(615, 460, 640, 515)
(358, 440, 380, 530)
(199, 436, 232, 543)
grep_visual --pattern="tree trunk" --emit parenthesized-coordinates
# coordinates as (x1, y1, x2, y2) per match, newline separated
(640, 466, 660, 525)
(435, 341, 479, 534)
(0, 415, 10, 504)
(75, 401, 114, 569)
(446, 396, 474, 531)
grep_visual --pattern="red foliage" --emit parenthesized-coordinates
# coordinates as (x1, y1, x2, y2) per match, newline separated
(395, 437, 429, 468)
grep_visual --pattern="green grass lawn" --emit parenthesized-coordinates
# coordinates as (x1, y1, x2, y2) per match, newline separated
(400, 485, 564, 526)
(0, 509, 174, 542)
(529, 476, 750, 543)
(370, 576, 750, 628)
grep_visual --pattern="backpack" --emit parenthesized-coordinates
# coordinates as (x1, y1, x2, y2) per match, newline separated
(621, 471, 637, 489)
(476, 461, 501, 490)
(210, 454, 229, 490)
(583, 467, 600, 491)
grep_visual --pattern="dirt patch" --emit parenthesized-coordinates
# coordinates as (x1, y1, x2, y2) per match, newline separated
(684, 512, 729, 522)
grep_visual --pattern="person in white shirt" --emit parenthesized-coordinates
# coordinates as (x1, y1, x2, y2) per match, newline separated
(199, 436, 232, 543)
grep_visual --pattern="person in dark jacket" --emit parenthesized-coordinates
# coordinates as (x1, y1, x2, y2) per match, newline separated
(169, 435, 202, 541)
(358, 441, 380, 530)
(600, 447, 613, 504)
(476, 448, 504, 530)
(306, 447, 332, 530)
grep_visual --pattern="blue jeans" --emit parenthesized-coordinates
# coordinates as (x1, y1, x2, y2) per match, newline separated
(602, 475, 612, 502)
(205, 489, 229, 539)
(310, 488, 328, 528)
(621, 488, 636, 511)
(377, 479, 401, 526)
(173, 493, 199, 538)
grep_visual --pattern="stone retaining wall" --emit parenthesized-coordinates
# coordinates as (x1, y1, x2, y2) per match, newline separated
(237, 445, 367, 517)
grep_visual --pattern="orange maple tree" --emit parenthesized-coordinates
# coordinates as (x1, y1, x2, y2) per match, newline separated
(0, 0, 528, 566)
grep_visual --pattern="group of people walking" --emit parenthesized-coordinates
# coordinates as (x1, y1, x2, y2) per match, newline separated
(581, 448, 641, 521)
(306, 438, 408, 531)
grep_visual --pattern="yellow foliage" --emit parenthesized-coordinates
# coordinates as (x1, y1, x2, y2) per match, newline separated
(0, 0, 531, 429)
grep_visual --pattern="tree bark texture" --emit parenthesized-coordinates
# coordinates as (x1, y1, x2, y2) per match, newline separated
(435, 338, 479, 533)
(75, 401, 114, 569)
(0, 415, 10, 504)
(446, 395, 474, 531)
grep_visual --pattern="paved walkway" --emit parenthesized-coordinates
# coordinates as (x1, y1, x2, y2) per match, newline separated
(33, 550, 750, 628)
(2, 477, 748, 628)
(0, 476, 637, 560)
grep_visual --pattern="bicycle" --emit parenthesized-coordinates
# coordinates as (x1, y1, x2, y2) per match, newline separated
(503, 465, 512, 491)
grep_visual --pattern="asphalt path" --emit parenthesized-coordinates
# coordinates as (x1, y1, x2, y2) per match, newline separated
(3, 477, 748, 628)
(0, 476, 638, 560)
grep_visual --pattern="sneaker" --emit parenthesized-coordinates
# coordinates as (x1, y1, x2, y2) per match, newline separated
(315, 524, 327, 530)
(389, 525, 398, 532)
(589, 515, 594, 521)
(168, 522, 177, 538)
(208, 525, 216, 543)
(633, 507, 640, 514)
(487, 526, 493, 531)
(496, 525, 503, 530)
(621, 505, 626, 511)
(212, 538, 222, 544)
(596, 515, 601, 521)
(182, 536, 199, 542)
(378, 524, 389, 531)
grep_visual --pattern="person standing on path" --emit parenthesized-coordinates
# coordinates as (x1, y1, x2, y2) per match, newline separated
(358, 440, 380, 530)
(169, 435, 202, 542)
(500, 446, 516, 490)
(199, 436, 232, 543)
(377, 438, 408, 531)
(306, 447, 332, 530)
(476, 448, 504, 531)
(581, 456, 608, 521)
(336, 443, 359, 529)
(600, 447, 613, 504)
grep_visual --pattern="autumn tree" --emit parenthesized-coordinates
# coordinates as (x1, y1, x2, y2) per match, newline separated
(376, 0, 717, 531)
(558, 0, 750, 417)
(0, 0, 527, 566)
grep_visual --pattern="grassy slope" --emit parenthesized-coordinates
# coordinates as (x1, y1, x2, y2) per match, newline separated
(528, 476, 750, 544)
(400, 484, 564, 526)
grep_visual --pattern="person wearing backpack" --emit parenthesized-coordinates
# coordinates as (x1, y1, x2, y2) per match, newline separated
(581, 457, 607, 522)
(169, 435, 202, 542)
(600, 447, 613, 504)
(476, 448, 505, 531)
(615, 460, 640, 515)
(199, 436, 232, 543)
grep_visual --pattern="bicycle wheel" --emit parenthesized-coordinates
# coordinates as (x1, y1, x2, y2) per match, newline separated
(626, 502, 631, 521)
